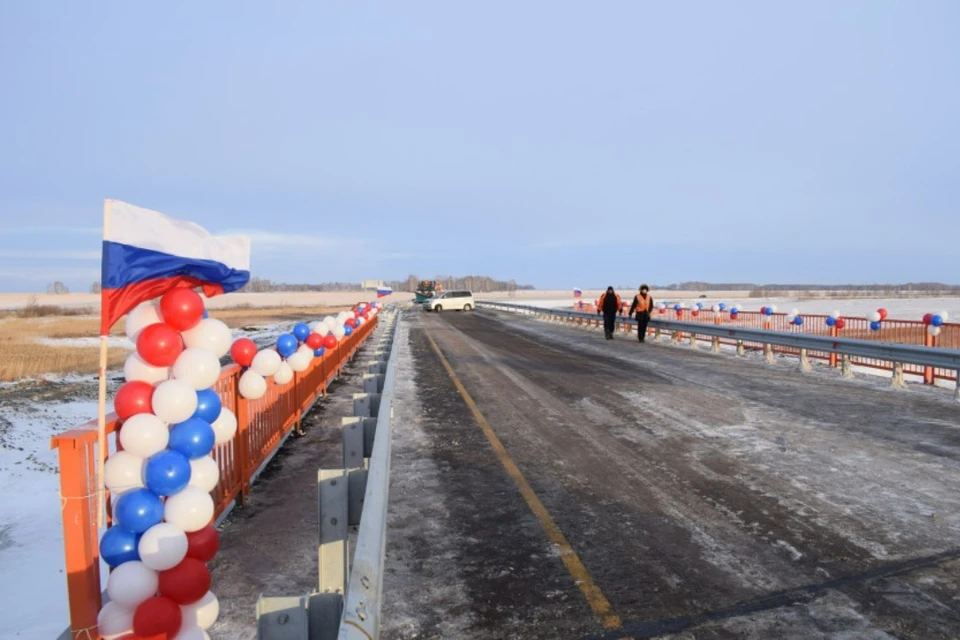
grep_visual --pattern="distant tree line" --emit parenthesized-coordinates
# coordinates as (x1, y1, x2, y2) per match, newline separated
(386, 274, 535, 293)
(658, 281, 960, 295)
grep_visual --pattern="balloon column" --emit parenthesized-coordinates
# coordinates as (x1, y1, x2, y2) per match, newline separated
(102, 289, 230, 639)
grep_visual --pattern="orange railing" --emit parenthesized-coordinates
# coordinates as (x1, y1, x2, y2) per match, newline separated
(51, 315, 378, 639)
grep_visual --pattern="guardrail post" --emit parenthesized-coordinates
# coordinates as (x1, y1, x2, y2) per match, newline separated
(736, 340, 745, 357)
(841, 354, 854, 378)
(342, 417, 365, 470)
(799, 348, 812, 372)
(955, 373, 959, 402)
(711, 336, 720, 353)
(688, 332, 699, 349)
(363, 373, 386, 394)
(892, 362, 906, 388)
(256, 596, 309, 639)
(317, 468, 347, 628)
(764, 343, 775, 364)
(654, 327, 662, 341)
(671, 330, 681, 344)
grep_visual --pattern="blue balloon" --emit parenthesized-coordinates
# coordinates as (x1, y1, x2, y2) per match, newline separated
(826, 316, 836, 327)
(114, 488, 163, 533)
(696, 302, 703, 309)
(202, 309, 210, 319)
(870, 321, 881, 331)
(931, 315, 943, 327)
(144, 449, 192, 496)
(293, 323, 311, 342)
(344, 324, 354, 336)
(277, 334, 298, 358)
(193, 388, 222, 423)
(100, 525, 141, 567)
(169, 417, 216, 459)
(794, 316, 804, 326)
(313, 347, 325, 357)
(719, 303, 727, 310)
(673, 304, 681, 311)
(763, 307, 773, 316)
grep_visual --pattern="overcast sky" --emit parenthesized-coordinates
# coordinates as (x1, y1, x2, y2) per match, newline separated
(1, 1, 958, 292)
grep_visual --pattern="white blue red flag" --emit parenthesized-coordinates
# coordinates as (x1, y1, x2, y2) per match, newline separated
(100, 200, 251, 334)
(376, 286, 393, 298)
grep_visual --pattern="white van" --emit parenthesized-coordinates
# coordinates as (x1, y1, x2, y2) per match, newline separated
(423, 290, 475, 312)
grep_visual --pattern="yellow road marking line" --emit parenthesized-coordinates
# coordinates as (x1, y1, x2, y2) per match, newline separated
(425, 330, 623, 631)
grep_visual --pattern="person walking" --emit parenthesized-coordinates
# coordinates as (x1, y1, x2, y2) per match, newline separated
(629, 284, 654, 342)
(597, 286, 622, 339)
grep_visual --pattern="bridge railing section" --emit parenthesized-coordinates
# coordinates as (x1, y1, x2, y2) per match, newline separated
(51, 316, 378, 639)
(256, 310, 401, 640)
(477, 301, 960, 397)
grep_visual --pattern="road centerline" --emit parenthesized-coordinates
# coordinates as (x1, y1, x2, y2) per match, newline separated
(424, 327, 624, 632)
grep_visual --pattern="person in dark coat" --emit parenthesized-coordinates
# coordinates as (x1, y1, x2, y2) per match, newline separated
(628, 284, 654, 342)
(596, 286, 622, 339)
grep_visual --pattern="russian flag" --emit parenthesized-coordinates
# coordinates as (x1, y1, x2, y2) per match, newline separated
(573, 287, 582, 299)
(376, 286, 393, 298)
(101, 200, 251, 334)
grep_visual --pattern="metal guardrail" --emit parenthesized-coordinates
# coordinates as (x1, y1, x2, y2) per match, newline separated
(477, 301, 960, 393)
(257, 308, 401, 640)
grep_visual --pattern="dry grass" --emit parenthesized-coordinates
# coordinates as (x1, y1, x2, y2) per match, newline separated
(0, 304, 352, 382)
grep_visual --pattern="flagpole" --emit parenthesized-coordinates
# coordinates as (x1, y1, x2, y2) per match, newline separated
(97, 199, 112, 528)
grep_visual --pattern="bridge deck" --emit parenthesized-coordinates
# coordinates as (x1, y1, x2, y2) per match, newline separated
(381, 308, 960, 639)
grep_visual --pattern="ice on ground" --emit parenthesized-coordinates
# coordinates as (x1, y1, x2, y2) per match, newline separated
(34, 336, 135, 349)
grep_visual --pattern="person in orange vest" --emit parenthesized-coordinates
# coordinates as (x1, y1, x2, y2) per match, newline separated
(628, 284, 654, 342)
(597, 286, 622, 339)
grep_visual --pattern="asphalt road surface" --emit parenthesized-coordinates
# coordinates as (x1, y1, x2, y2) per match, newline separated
(380, 307, 960, 640)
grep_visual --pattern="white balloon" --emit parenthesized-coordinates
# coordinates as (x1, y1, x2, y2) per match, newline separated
(323, 316, 337, 330)
(287, 351, 311, 373)
(770, 305, 778, 313)
(182, 319, 232, 358)
(274, 361, 294, 385)
(785, 314, 796, 323)
(939, 310, 950, 322)
(173, 348, 223, 391)
(250, 349, 282, 377)
(869, 311, 882, 323)
(312, 323, 330, 337)
(118, 413, 170, 459)
(164, 486, 215, 532)
(106, 560, 158, 608)
(125, 303, 162, 342)
(238, 370, 267, 400)
(790, 308, 799, 316)
(174, 626, 211, 640)
(297, 344, 314, 358)
(98, 601, 134, 639)
(153, 379, 199, 424)
(211, 408, 237, 444)
(830, 310, 841, 320)
(333, 326, 346, 340)
(928, 325, 941, 337)
(104, 451, 146, 495)
(189, 455, 220, 492)
(711, 305, 719, 313)
(124, 353, 170, 385)
(181, 591, 220, 630)
(138, 522, 188, 571)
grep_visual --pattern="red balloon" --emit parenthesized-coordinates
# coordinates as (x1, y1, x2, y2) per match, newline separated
(323, 334, 338, 349)
(185, 524, 219, 562)
(137, 323, 184, 367)
(658, 308, 666, 315)
(305, 333, 324, 350)
(133, 596, 182, 638)
(922, 313, 933, 325)
(835, 318, 846, 330)
(159, 558, 211, 605)
(346, 318, 357, 328)
(878, 308, 888, 320)
(230, 338, 258, 367)
(159, 289, 205, 332)
(760, 306, 767, 314)
(114, 381, 154, 421)
(691, 310, 700, 317)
